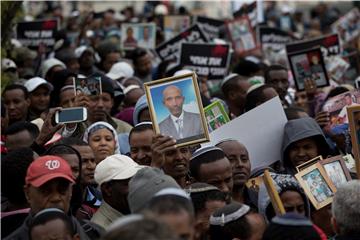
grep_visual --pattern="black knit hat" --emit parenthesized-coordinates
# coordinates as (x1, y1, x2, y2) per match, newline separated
(262, 213, 323, 240)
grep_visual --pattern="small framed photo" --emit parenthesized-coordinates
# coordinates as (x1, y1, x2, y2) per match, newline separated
(347, 105, 360, 177)
(164, 15, 191, 40)
(320, 156, 351, 188)
(204, 100, 230, 132)
(226, 16, 257, 54)
(288, 47, 330, 91)
(121, 23, 156, 50)
(144, 72, 210, 147)
(295, 163, 337, 210)
(296, 155, 323, 173)
(245, 176, 263, 193)
(74, 76, 102, 96)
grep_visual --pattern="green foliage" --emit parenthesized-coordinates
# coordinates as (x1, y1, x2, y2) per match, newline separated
(1, 1, 23, 90)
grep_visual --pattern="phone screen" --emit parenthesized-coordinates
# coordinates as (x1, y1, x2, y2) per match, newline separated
(57, 108, 85, 123)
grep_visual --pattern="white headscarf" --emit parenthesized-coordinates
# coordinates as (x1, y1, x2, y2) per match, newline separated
(83, 121, 120, 154)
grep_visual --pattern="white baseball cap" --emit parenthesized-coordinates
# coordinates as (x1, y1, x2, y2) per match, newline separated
(106, 62, 134, 81)
(95, 154, 144, 186)
(24, 77, 54, 93)
(40, 58, 66, 78)
(2, 58, 17, 70)
(173, 69, 193, 77)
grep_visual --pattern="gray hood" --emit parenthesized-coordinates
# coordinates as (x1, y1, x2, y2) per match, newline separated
(281, 117, 329, 172)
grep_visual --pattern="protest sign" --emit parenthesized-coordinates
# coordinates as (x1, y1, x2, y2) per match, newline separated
(331, 8, 360, 44)
(156, 24, 208, 62)
(204, 97, 287, 170)
(286, 33, 341, 58)
(204, 100, 230, 133)
(226, 17, 257, 55)
(259, 26, 297, 63)
(322, 89, 360, 128)
(164, 15, 191, 40)
(16, 19, 59, 50)
(121, 23, 156, 50)
(179, 42, 230, 80)
(287, 47, 330, 91)
(195, 16, 225, 40)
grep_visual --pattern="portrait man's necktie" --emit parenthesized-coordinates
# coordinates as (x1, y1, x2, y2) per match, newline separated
(176, 119, 183, 138)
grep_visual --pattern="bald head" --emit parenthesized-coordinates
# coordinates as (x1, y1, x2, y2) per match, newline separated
(216, 140, 251, 187)
(162, 85, 184, 117)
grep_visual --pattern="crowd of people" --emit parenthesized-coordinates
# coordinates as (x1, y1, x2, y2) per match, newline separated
(1, 1, 360, 240)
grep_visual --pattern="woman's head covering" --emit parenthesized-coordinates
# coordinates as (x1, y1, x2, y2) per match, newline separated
(133, 95, 148, 125)
(258, 173, 311, 222)
(83, 121, 120, 154)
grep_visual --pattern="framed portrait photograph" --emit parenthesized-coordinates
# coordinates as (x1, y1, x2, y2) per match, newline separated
(347, 105, 360, 177)
(320, 156, 351, 188)
(164, 15, 191, 40)
(144, 72, 210, 147)
(226, 16, 257, 54)
(295, 163, 337, 210)
(288, 47, 330, 91)
(296, 155, 323, 173)
(121, 23, 156, 50)
(74, 76, 102, 96)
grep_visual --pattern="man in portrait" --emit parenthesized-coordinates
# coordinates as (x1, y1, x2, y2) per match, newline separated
(123, 26, 138, 49)
(159, 85, 203, 141)
(138, 26, 153, 49)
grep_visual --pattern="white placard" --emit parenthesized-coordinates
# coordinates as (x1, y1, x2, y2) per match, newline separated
(204, 97, 287, 170)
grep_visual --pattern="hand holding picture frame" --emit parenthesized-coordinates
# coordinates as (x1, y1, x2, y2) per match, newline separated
(74, 76, 102, 96)
(144, 72, 210, 147)
(295, 163, 337, 210)
(287, 47, 330, 91)
(319, 155, 352, 188)
(346, 105, 360, 178)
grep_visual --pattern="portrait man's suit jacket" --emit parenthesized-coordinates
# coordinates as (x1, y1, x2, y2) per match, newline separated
(159, 111, 203, 140)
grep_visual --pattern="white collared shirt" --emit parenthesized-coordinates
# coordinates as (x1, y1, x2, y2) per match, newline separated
(170, 111, 184, 134)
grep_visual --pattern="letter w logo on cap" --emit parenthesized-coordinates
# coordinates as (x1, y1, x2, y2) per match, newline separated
(45, 160, 60, 170)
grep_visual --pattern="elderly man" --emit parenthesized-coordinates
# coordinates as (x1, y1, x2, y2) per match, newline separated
(331, 180, 360, 240)
(159, 85, 203, 143)
(216, 139, 252, 204)
(4, 155, 92, 240)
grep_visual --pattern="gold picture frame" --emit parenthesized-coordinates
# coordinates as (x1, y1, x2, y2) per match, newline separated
(144, 72, 210, 147)
(295, 163, 337, 210)
(346, 105, 360, 178)
(320, 155, 352, 188)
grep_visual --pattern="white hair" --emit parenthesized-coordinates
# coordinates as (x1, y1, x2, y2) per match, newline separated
(332, 180, 360, 235)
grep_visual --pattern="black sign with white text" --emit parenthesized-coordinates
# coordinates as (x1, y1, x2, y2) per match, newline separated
(156, 24, 208, 61)
(16, 19, 59, 49)
(196, 16, 225, 40)
(286, 34, 341, 58)
(259, 26, 296, 52)
(179, 43, 230, 80)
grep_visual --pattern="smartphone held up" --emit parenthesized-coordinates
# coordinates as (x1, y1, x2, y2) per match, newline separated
(55, 107, 88, 124)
